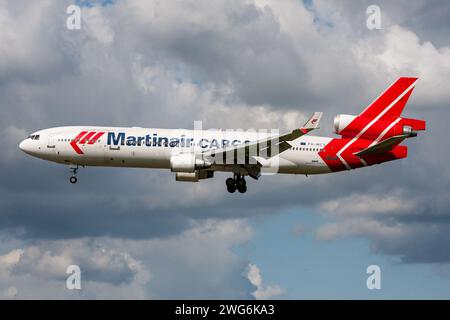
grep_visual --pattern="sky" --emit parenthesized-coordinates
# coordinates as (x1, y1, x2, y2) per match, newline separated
(0, 0, 450, 299)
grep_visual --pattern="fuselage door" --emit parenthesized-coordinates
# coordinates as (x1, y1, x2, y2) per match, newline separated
(47, 134, 55, 148)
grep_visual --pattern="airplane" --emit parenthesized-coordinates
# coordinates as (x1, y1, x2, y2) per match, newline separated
(19, 77, 425, 193)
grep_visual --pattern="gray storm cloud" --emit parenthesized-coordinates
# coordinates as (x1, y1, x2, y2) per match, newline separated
(0, 0, 449, 298)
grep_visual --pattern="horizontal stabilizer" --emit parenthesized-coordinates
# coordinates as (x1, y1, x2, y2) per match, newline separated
(355, 135, 408, 157)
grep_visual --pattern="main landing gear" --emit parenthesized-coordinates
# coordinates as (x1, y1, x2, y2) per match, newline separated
(69, 165, 79, 184)
(226, 174, 247, 194)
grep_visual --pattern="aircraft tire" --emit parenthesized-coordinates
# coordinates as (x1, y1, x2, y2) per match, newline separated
(227, 184, 237, 193)
(226, 178, 235, 188)
(237, 185, 247, 193)
(236, 178, 246, 188)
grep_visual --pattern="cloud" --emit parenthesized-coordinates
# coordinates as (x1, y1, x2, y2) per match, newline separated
(11, 242, 145, 285)
(0, 240, 150, 299)
(82, 6, 115, 44)
(358, 25, 450, 108)
(291, 223, 309, 237)
(247, 264, 284, 300)
(0, 219, 255, 299)
(0, 126, 28, 164)
(319, 192, 417, 218)
(0, 0, 450, 297)
(316, 218, 412, 242)
(315, 189, 450, 263)
(0, 249, 23, 279)
(2, 286, 18, 299)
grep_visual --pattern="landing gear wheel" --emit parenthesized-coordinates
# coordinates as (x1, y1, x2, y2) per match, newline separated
(236, 178, 246, 189)
(227, 184, 237, 193)
(237, 184, 247, 193)
(226, 174, 247, 193)
(226, 178, 235, 188)
(69, 176, 77, 184)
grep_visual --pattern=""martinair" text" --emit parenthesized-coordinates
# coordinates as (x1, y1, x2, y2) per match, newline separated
(107, 132, 249, 149)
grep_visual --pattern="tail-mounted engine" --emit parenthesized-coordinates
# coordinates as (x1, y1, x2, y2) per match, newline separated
(334, 114, 357, 134)
(333, 114, 426, 139)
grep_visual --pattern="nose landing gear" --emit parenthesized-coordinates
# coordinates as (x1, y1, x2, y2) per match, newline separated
(69, 165, 79, 184)
(226, 174, 247, 193)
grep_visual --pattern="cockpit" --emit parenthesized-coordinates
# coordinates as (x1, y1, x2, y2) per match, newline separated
(28, 134, 40, 140)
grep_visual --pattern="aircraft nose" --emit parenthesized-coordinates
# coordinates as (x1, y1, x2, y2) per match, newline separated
(19, 139, 30, 153)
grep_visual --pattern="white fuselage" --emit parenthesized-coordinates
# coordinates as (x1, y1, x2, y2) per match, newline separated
(19, 126, 333, 175)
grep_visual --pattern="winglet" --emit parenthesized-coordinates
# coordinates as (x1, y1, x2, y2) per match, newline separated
(300, 112, 323, 134)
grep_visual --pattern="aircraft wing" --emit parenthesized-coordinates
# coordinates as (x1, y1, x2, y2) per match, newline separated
(354, 134, 408, 157)
(202, 112, 323, 162)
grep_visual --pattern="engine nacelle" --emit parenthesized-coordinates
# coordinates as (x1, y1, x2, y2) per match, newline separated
(402, 125, 417, 137)
(170, 153, 195, 172)
(170, 153, 211, 173)
(334, 114, 356, 134)
(175, 171, 214, 182)
(175, 172, 198, 182)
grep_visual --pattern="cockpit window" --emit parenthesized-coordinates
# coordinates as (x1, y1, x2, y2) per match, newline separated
(34, 135, 40, 140)
(28, 135, 40, 140)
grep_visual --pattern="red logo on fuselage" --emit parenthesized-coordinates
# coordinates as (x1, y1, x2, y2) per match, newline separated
(70, 131, 105, 154)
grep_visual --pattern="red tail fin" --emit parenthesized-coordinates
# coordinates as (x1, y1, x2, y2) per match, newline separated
(359, 77, 418, 119)
(339, 77, 418, 139)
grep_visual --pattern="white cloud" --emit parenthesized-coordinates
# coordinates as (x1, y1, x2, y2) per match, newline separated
(319, 192, 416, 218)
(316, 192, 419, 242)
(0, 219, 255, 299)
(0, 0, 449, 298)
(247, 264, 284, 300)
(316, 218, 413, 242)
(0, 249, 23, 279)
(83, 6, 115, 44)
(361, 25, 450, 108)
